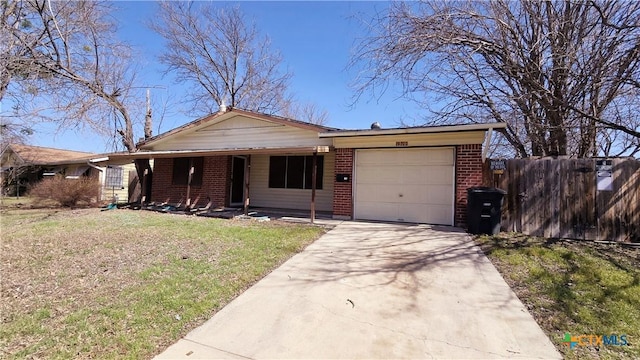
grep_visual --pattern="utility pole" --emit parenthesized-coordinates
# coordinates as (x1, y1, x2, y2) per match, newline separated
(144, 88, 152, 140)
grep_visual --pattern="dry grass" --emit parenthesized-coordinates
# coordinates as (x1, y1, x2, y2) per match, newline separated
(0, 207, 326, 359)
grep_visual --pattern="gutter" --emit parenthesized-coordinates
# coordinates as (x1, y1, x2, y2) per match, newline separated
(86, 160, 106, 201)
(319, 122, 507, 138)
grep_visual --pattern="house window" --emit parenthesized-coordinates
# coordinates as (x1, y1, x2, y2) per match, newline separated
(269, 155, 323, 189)
(105, 166, 124, 188)
(172, 157, 204, 186)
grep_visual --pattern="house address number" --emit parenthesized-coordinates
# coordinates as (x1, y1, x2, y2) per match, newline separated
(490, 159, 506, 175)
(395, 141, 408, 147)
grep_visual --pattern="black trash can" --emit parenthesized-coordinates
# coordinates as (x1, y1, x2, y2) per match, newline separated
(466, 187, 506, 235)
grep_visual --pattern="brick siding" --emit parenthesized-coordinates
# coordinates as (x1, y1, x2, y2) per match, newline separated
(454, 144, 483, 227)
(151, 156, 230, 207)
(332, 148, 354, 219)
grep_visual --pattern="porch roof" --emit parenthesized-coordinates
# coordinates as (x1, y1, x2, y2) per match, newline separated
(103, 146, 332, 161)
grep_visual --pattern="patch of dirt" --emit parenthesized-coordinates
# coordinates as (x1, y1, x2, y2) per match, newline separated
(1, 207, 324, 358)
(0, 209, 228, 357)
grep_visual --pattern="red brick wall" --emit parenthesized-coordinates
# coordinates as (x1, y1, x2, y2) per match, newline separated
(333, 148, 354, 219)
(150, 158, 173, 202)
(455, 144, 483, 227)
(151, 156, 230, 207)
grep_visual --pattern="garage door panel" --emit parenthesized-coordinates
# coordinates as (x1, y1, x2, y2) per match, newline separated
(355, 148, 454, 225)
(425, 205, 454, 225)
(426, 185, 455, 204)
(356, 167, 401, 183)
(401, 148, 454, 165)
(360, 185, 451, 205)
(356, 202, 399, 222)
(356, 184, 401, 202)
(401, 166, 452, 185)
(396, 184, 429, 203)
(395, 204, 425, 223)
(356, 150, 398, 165)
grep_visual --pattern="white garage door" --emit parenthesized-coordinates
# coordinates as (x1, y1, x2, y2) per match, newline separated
(354, 147, 455, 225)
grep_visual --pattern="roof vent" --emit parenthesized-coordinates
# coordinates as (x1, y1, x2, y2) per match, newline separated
(219, 99, 227, 113)
(371, 121, 381, 130)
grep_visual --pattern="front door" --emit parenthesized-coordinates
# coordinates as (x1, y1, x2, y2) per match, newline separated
(230, 156, 246, 206)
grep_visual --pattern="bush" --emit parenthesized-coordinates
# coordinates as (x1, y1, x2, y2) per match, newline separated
(28, 175, 101, 207)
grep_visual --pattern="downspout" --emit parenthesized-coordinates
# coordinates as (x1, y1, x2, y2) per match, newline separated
(86, 161, 106, 201)
(482, 127, 494, 163)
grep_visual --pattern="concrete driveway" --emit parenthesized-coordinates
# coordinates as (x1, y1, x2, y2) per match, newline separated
(155, 222, 561, 359)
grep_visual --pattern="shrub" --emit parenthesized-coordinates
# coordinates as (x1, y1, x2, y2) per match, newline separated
(29, 175, 101, 207)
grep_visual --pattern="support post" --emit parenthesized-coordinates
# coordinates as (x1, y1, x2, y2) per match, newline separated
(14, 167, 19, 199)
(243, 155, 251, 215)
(311, 151, 317, 224)
(186, 161, 194, 207)
(141, 168, 148, 203)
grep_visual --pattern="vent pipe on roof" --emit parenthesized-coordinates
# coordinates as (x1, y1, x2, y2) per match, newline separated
(371, 121, 381, 130)
(219, 99, 227, 113)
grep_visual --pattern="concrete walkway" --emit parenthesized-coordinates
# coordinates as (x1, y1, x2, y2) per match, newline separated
(155, 222, 561, 359)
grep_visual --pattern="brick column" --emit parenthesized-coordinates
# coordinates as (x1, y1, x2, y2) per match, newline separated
(150, 158, 173, 202)
(333, 148, 354, 219)
(455, 144, 483, 227)
(202, 155, 230, 208)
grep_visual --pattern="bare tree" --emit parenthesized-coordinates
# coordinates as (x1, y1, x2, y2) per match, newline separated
(352, 0, 640, 157)
(1, 0, 146, 152)
(152, 2, 292, 115)
(282, 102, 330, 126)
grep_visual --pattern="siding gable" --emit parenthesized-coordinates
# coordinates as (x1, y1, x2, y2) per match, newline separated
(150, 115, 331, 151)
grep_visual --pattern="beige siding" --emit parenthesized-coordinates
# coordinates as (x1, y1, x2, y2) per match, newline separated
(249, 152, 335, 212)
(1, 150, 20, 167)
(332, 131, 485, 149)
(102, 162, 137, 202)
(152, 116, 332, 151)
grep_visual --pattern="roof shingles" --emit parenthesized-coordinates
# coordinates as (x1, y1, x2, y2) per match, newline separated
(2, 144, 95, 165)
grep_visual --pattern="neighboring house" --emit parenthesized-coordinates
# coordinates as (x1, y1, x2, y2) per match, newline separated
(1, 144, 96, 196)
(0, 144, 138, 203)
(107, 108, 505, 226)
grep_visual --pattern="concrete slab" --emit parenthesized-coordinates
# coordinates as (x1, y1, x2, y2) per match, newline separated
(155, 222, 561, 359)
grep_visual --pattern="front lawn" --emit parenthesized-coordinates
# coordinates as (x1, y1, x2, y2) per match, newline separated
(476, 233, 639, 360)
(0, 208, 326, 359)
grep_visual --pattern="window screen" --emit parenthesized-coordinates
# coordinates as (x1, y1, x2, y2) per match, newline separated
(268, 155, 323, 189)
(105, 166, 124, 187)
(172, 157, 204, 186)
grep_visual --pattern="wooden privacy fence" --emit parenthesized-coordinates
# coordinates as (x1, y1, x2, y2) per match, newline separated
(484, 158, 639, 242)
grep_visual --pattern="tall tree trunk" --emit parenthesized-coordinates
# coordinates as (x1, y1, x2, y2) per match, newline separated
(134, 159, 152, 204)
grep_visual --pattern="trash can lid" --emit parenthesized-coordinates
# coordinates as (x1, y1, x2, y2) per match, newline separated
(467, 186, 507, 194)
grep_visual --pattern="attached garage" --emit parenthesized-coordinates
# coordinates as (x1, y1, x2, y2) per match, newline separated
(354, 147, 455, 225)
(321, 122, 506, 226)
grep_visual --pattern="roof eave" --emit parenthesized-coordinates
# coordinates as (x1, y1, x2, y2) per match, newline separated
(319, 122, 507, 138)
(137, 108, 336, 149)
(107, 146, 335, 161)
